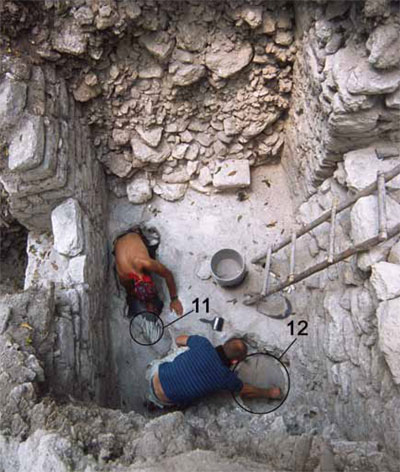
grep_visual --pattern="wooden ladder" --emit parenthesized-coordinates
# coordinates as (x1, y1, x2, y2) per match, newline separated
(244, 164, 400, 306)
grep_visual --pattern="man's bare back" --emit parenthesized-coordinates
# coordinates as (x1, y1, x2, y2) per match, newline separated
(114, 232, 183, 316)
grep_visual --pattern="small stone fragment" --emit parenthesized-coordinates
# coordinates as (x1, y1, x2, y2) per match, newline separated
(205, 42, 253, 79)
(198, 166, 212, 186)
(170, 63, 206, 87)
(52, 20, 87, 55)
(140, 32, 175, 61)
(136, 126, 163, 148)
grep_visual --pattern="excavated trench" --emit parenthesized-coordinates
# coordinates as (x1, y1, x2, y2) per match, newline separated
(1, 1, 400, 470)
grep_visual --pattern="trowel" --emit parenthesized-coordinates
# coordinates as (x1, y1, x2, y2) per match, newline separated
(199, 317, 224, 331)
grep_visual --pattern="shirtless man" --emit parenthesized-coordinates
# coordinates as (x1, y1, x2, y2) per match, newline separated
(114, 230, 183, 317)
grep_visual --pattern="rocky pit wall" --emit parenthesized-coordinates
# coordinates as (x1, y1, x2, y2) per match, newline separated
(0, 0, 400, 471)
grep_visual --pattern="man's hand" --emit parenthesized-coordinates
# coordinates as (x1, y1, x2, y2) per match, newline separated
(170, 298, 183, 316)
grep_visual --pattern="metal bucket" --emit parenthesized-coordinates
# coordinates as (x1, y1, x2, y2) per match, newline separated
(210, 248, 246, 287)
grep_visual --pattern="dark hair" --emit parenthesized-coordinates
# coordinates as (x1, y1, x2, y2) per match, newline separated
(223, 338, 248, 362)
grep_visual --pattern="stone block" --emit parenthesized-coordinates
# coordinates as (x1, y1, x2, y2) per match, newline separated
(350, 195, 400, 245)
(8, 115, 44, 172)
(101, 152, 133, 178)
(213, 160, 251, 190)
(136, 126, 163, 148)
(51, 199, 84, 257)
(371, 262, 400, 301)
(66, 256, 87, 285)
(385, 87, 400, 109)
(0, 74, 27, 129)
(126, 173, 152, 204)
(377, 297, 400, 384)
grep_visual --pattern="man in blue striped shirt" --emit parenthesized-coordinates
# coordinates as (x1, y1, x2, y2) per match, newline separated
(147, 334, 282, 409)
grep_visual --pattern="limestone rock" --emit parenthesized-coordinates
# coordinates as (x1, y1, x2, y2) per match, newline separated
(153, 182, 187, 201)
(223, 118, 241, 136)
(323, 293, 348, 362)
(350, 195, 400, 245)
(239, 6, 263, 29)
(140, 32, 175, 61)
(213, 160, 251, 190)
(66, 255, 87, 285)
(8, 115, 44, 172)
(52, 20, 87, 56)
(347, 59, 400, 95)
(172, 144, 189, 160)
(385, 87, 400, 109)
(205, 42, 253, 79)
(242, 112, 280, 140)
(198, 166, 212, 187)
(262, 13, 275, 34)
(377, 297, 400, 384)
(95, 5, 119, 30)
(73, 80, 101, 103)
(162, 167, 190, 184)
(185, 143, 200, 161)
(388, 240, 400, 264)
(51, 199, 84, 257)
(371, 262, 400, 301)
(176, 20, 207, 52)
(343, 146, 400, 192)
(366, 24, 400, 70)
(0, 305, 11, 335)
(170, 63, 206, 87)
(275, 31, 293, 46)
(127, 173, 152, 204)
(0, 75, 27, 129)
(131, 137, 170, 164)
(101, 152, 133, 178)
(136, 126, 163, 148)
(112, 128, 131, 146)
(186, 161, 199, 177)
(74, 6, 94, 25)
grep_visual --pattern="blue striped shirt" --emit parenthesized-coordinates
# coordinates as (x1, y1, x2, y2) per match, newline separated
(158, 335, 243, 405)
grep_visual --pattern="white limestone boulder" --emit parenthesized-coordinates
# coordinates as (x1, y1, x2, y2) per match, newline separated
(51, 199, 84, 257)
(350, 195, 400, 245)
(126, 173, 152, 204)
(8, 115, 44, 172)
(370, 262, 400, 301)
(213, 160, 251, 190)
(66, 255, 87, 285)
(376, 297, 400, 384)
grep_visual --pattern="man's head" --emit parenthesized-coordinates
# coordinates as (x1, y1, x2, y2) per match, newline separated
(223, 338, 248, 365)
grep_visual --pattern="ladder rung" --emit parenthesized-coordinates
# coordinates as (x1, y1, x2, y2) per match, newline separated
(261, 245, 272, 297)
(288, 231, 296, 282)
(377, 171, 387, 241)
(328, 198, 338, 263)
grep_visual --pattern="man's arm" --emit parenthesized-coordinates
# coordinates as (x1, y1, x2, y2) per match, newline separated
(239, 383, 282, 400)
(143, 260, 183, 315)
(175, 335, 189, 347)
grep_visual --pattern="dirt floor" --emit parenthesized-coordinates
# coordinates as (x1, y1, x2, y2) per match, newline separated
(107, 163, 296, 413)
